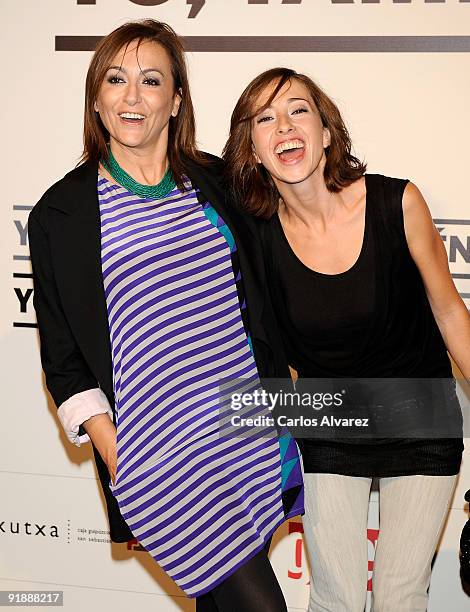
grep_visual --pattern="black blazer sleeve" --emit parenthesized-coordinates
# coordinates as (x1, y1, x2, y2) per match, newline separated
(28, 198, 99, 408)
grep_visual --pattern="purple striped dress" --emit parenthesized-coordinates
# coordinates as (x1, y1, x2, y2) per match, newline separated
(97, 174, 302, 597)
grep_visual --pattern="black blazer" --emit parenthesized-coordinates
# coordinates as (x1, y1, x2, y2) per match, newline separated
(28, 154, 290, 542)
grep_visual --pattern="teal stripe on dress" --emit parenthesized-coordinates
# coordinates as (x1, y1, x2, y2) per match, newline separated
(202, 200, 304, 512)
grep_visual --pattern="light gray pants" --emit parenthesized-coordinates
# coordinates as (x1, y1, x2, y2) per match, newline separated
(302, 472, 458, 612)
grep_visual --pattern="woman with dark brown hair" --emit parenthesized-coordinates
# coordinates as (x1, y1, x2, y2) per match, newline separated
(28, 26, 303, 609)
(224, 67, 470, 611)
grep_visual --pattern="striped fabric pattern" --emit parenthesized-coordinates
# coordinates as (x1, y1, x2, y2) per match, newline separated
(97, 175, 292, 597)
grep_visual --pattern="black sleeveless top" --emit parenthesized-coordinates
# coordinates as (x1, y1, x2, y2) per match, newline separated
(263, 174, 463, 477)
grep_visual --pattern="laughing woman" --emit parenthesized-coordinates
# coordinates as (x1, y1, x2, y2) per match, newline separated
(223, 67, 470, 611)
(28, 25, 303, 610)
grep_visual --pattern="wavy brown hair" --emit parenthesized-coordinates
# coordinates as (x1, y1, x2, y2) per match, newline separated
(222, 68, 366, 218)
(81, 19, 205, 189)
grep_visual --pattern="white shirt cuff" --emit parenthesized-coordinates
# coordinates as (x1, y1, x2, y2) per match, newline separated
(57, 388, 114, 447)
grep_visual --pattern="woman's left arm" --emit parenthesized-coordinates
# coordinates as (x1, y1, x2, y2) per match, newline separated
(403, 182, 470, 380)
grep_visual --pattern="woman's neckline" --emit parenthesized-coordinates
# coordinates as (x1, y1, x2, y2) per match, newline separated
(98, 171, 121, 188)
(274, 174, 369, 278)
(98, 171, 178, 198)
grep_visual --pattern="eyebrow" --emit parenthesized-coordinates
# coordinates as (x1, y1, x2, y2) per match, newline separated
(256, 97, 311, 115)
(107, 65, 164, 77)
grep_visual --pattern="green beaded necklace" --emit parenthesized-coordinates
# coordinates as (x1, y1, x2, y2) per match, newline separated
(102, 148, 176, 199)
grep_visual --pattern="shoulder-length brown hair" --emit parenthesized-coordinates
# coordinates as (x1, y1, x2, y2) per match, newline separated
(81, 19, 204, 189)
(222, 67, 366, 218)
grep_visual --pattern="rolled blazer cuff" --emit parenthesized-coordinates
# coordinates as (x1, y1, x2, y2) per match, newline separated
(57, 388, 114, 447)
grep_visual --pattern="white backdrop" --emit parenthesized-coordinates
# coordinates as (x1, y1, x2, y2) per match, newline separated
(2, 1, 470, 610)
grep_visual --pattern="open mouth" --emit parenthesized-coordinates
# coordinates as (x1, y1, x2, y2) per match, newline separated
(119, 112, 146, 124)
(274, 139, 305, 163)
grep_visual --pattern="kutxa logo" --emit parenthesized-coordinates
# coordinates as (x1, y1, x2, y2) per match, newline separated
(0, 519, 59, 538)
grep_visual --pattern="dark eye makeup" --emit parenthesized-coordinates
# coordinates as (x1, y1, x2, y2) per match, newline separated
(106, 74, 160, 86)
(143, 77, 160, 87)
(108, 74, 124, 84)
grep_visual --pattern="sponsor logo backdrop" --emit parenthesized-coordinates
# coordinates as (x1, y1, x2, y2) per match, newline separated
(2, 0, 469, 610)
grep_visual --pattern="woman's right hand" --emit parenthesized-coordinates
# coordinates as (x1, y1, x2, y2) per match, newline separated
(82, 413, 118, 485)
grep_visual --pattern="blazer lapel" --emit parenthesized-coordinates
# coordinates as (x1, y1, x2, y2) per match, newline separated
(47, 161, 114, 399)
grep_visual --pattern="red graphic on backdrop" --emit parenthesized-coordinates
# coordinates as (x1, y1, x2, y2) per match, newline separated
(288, 521, 304, 580)
(287, 521, 380, 592)
(367, 528, 379, 591)
(126, 537, 146, 552)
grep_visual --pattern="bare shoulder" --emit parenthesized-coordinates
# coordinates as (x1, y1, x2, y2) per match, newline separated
(402, 181, 438, 248)
(402, 181, 429, 213)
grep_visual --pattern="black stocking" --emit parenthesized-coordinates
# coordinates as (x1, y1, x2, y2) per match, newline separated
(195, 538, 287, 612)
